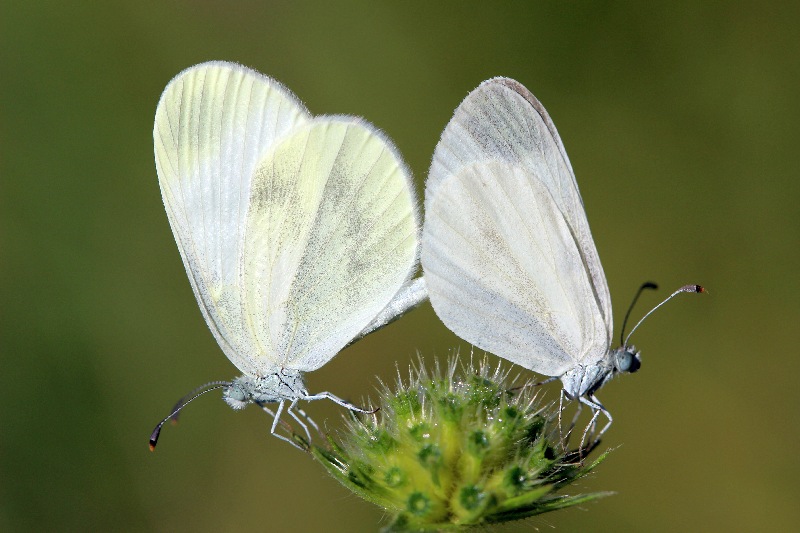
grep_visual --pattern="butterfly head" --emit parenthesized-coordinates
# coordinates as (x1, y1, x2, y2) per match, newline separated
(222, 376, 253, 410)
(612, 346, 641, 374)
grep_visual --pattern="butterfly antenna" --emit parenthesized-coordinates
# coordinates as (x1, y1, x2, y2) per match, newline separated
(149, 381, 230, 451)
(165, 380, 231, 425)
(619, 282, 659, 345)
(624, 285, 706, 347)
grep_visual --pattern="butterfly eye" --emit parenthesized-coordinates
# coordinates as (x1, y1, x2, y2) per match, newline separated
(615, 349, 641, 374)
(223, 381, 249, 410)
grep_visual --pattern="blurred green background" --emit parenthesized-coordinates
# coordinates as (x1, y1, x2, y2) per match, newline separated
(2, 2, 798, 531)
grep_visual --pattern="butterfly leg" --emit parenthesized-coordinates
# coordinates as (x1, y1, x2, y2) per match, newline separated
(567, 396, 584, 441)
(558, 389, 568, 448)
(293, 405, 325, 440)
(558, 389, 585, 450)
(578, 394, 612, 450)
(286, 398, 313, 443)
(257, 400, 304, 450)
(304, 391, 378, 414)
(575, 397, 599, 457)
(587, 393, 612, 441)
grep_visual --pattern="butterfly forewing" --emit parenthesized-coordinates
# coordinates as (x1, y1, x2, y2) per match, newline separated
(426, 78, 612, 348)
(422, 78, 614, 373)
(154, 62, 312, 370)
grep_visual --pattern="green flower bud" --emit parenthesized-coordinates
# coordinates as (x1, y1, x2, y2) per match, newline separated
(309, 356, 611, 531)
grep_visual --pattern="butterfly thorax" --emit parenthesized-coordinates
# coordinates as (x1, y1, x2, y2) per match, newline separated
(223, 370, 308, 410)
(560, 346, 641, 399)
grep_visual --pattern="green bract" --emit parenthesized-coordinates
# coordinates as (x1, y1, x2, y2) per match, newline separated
(306, 357, 611, 531)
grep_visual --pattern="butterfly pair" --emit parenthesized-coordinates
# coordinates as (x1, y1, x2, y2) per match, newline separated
(150, 61, 702, 451)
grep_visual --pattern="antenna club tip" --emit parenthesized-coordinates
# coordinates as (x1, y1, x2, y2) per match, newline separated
(149, 441, 157, 452)
(677, 284, 706, 294)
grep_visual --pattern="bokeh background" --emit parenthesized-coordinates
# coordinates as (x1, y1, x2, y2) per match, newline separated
(2, 2, 798, 531)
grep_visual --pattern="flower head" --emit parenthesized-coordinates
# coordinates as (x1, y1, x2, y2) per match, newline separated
(307, 355, 611, 531)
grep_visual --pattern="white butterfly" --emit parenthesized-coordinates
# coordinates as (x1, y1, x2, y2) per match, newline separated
(421, 77, 703, 443)
(150, 61, 426, 449)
